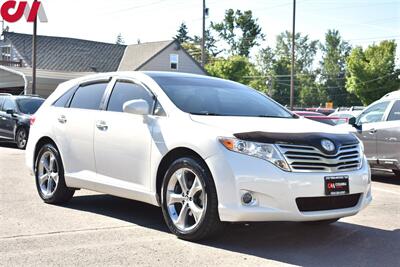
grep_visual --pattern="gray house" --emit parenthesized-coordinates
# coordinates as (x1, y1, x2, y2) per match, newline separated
(0, 32, 206, 97)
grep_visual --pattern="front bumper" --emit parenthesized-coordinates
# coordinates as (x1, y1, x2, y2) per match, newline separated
(206, 149, 372, 222)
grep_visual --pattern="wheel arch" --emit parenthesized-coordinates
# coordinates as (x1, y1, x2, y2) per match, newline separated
(33, 136, 61, 171)
(155, 147, 214, 204)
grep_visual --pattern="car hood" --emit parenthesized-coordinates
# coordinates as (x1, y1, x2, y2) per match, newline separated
(190, 115, 351, 135)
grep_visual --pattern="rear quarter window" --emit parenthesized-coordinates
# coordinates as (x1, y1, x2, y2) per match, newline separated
(53, 88, 76, 108)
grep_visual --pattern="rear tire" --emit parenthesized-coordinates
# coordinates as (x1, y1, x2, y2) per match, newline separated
(303, 218, 340, 225)
(393, 170, 400, 177)
(15, 127, 28, 149)
(35, 143, 74, 204)
(161, 157, 224, 241)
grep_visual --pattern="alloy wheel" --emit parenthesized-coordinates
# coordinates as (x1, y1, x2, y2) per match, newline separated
(37, 150, 59, 197)
(17, 129, 27, 148)
(166, 168, 207, 232)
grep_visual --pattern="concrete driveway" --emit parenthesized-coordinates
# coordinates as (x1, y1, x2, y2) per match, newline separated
(0, 142, 399, 266)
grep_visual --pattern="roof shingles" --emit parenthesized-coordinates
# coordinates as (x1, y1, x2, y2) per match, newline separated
(4, 32, 126, 72)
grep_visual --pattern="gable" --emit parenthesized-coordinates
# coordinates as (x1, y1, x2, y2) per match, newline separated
(139, 44, 207, 75)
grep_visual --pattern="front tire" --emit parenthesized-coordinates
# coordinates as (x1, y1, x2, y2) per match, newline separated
(161, 157, 224, 241)
(16, 127, 28, 149)
(35, 143, 74, 204)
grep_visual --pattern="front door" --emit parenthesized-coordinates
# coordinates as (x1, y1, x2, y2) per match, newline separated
(94, 79, 155, 190)
(376, 100, 400, 162)
(355, 101, 391, 161)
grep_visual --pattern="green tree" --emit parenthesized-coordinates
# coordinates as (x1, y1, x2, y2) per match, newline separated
(181, 42, 202, 63)
(275, 31, 318, 72)
(256, 32, 318, 106)
(115, 33, 125, 45)
(206, 56, 262, 87)
(211, 9, 265, 57)
(346, 40, 400, 105)
(193, 29, 223, 58)
(174, 22, 191, 43)
(299, 75, 327, 107)
(320, 29, 359, 106)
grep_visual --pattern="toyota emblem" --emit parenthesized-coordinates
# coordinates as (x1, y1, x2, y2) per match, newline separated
(321, 139, 335, 152)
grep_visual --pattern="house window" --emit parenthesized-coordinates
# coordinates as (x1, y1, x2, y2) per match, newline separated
(1, 45, 11, 61)
(170, 54, 179, 70)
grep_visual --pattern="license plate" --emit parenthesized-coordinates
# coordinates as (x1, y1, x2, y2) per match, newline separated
(324, 176, 349, 196)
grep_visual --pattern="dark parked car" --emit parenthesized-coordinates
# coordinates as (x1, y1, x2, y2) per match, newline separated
(0, 94, 45, 149)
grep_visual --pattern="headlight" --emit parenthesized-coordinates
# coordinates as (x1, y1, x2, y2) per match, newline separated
(218, 137, 291, 171)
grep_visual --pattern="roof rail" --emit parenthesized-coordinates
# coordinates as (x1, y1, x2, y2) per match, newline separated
(0, 93, 12, 96)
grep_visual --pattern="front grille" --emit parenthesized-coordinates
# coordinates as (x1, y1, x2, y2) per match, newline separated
(277, 143, 361, 172)
(296, 194, 361, 212)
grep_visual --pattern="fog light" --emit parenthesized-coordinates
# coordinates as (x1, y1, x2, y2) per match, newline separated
(242, 192, 253, 205)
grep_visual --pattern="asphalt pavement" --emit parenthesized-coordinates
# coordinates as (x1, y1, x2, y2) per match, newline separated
(0, 142, 399, 267)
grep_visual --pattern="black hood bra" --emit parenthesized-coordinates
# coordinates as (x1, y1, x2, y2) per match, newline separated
(233, 131, 359, 155)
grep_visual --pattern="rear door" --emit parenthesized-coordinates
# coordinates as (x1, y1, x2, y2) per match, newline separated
(376, 100, 400, 163)
(56, 80, 110, 183)
(354, 101, 391, 161)
(93, 78, 155, 191)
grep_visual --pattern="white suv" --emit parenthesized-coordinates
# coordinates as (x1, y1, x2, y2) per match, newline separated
(26, 72, 371, 240)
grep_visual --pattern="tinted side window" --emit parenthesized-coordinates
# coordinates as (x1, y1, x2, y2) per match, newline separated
(107, 81, 154, 113)
(2, 98, 16, 111)
(387, 100, 400, 121)
(70, 82, 108, 110)
(53, 88, 76, 107)
(358, 101, 389, 124)
(0, 96, 5, 110)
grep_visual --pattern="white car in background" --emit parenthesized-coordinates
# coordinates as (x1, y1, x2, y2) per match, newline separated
(329, 110, 363, 125)
(26, 72, 372, 240)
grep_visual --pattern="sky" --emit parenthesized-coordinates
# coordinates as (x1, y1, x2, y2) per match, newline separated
(2, 0, 400, 60)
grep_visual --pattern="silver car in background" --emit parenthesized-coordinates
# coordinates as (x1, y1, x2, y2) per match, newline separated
(345, 90, 400, 176)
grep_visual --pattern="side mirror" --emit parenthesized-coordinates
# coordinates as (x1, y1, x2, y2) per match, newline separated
(348, 116, 361, 129)
(6, 109, 14, 115)
(123, 99, 150, 115)
(348, 116, 356, 126)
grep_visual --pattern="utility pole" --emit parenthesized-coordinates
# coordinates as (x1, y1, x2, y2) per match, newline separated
(201, 0, 206, 67)
(290, 0, 296, 110)
(32, 0, 38, 95)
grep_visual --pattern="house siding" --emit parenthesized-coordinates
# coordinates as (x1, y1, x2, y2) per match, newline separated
(139, 44, 206, 75)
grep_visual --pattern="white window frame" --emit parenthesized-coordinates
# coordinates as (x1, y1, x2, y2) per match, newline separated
(0, 45, 12, 61)
(170, 54, 179, 70)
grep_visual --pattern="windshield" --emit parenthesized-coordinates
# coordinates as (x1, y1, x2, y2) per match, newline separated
(16, 98, 44, 114)
(152, 76, 293, 118)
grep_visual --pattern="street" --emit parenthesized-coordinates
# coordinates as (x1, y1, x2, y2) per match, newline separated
(0, 142, 399, 267)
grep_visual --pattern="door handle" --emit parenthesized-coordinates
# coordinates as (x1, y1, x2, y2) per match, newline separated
(96, 120, 108, 131)
(58, 115, 67, 124)
(369, 129, 377, 134)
